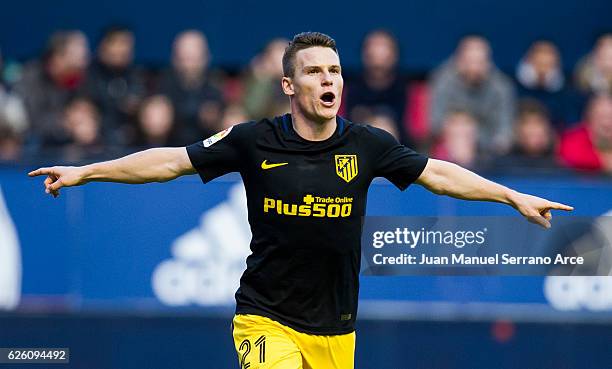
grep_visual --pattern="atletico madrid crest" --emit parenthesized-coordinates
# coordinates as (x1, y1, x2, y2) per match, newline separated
(335, 155, 358, 183)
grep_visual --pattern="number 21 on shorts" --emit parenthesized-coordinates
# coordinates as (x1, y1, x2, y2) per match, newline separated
(239, 335, 266, 368)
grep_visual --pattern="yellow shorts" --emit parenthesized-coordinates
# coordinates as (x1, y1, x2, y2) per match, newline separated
(232, 314, 355, 369)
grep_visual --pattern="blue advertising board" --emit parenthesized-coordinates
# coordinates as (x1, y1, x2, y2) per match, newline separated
(1, 166, 612, 321)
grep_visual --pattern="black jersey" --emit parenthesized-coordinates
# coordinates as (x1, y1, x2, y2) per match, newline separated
(186, 114, 428, 335)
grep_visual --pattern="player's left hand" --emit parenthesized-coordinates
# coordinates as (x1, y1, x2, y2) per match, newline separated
(510, 192, 573, 228)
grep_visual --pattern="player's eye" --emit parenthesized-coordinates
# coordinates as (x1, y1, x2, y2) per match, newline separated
(307, 69, 318, 74)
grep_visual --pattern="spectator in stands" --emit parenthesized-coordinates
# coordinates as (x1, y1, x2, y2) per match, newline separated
(221, 103, 248, 130)
(430, 35, 515, 156)
(559, 94, 612, 173)
(344, 30, 413, 146)
(133, 95, 181, 148)
(158, 30, 224, 141)
(14, 30, 89, 146)
(0, 122, 21, 162)
(0, 48, 28, 147)
(354, 106, 400, 141)
(515, 40, 582, 130)
(431, 109, 479, 169)
(42, 96, 104, 161)
(242, 38, 290, 120)
(494, 99, 559, 171)
(84, 25, 145, 146)
(575, 33, 612, 95)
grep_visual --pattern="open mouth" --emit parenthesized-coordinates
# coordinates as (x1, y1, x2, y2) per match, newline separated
(320, 92, 336, 107)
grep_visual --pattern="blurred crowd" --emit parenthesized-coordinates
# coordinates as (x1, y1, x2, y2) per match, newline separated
(1, 27, 612, 174)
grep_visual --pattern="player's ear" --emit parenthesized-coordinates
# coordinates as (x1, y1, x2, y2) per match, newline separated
(281, 76, 295, 96)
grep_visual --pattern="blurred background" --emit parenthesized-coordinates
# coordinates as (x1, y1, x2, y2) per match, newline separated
(1, 0, 612, 368)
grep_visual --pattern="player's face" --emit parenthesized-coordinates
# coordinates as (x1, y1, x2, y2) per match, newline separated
(282, 47, 343, 123)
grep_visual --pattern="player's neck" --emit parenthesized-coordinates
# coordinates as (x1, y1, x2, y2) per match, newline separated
(290, 111, 336, 142)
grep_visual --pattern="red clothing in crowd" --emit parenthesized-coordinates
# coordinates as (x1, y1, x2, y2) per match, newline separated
(558, 123, 603, 171)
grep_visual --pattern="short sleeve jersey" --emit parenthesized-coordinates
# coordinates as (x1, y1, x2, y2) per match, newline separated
(187, 114, 428, 335)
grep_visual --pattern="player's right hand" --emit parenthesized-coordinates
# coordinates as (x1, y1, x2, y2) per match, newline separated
(28, 166, 86, 198)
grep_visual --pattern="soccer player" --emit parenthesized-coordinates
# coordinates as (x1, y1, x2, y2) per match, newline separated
(29, 32, 572, 369)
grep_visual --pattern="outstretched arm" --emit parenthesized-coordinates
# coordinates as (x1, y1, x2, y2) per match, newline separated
(415, 159, 573, 228)
(28, 147, 195, 197)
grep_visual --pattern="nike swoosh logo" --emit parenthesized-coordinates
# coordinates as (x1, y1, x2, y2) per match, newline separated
(261, 160, 289, 170)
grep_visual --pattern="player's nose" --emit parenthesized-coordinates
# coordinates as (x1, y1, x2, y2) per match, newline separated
(321, 71, 333, 86)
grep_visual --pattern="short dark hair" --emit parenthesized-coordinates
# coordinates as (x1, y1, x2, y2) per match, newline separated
(362, 29, 398, 51)
(43, 30, 84, 61)
(282, 32, 338, 77)
(98, 24, 133, 47)
(517, 98, 550, 121)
